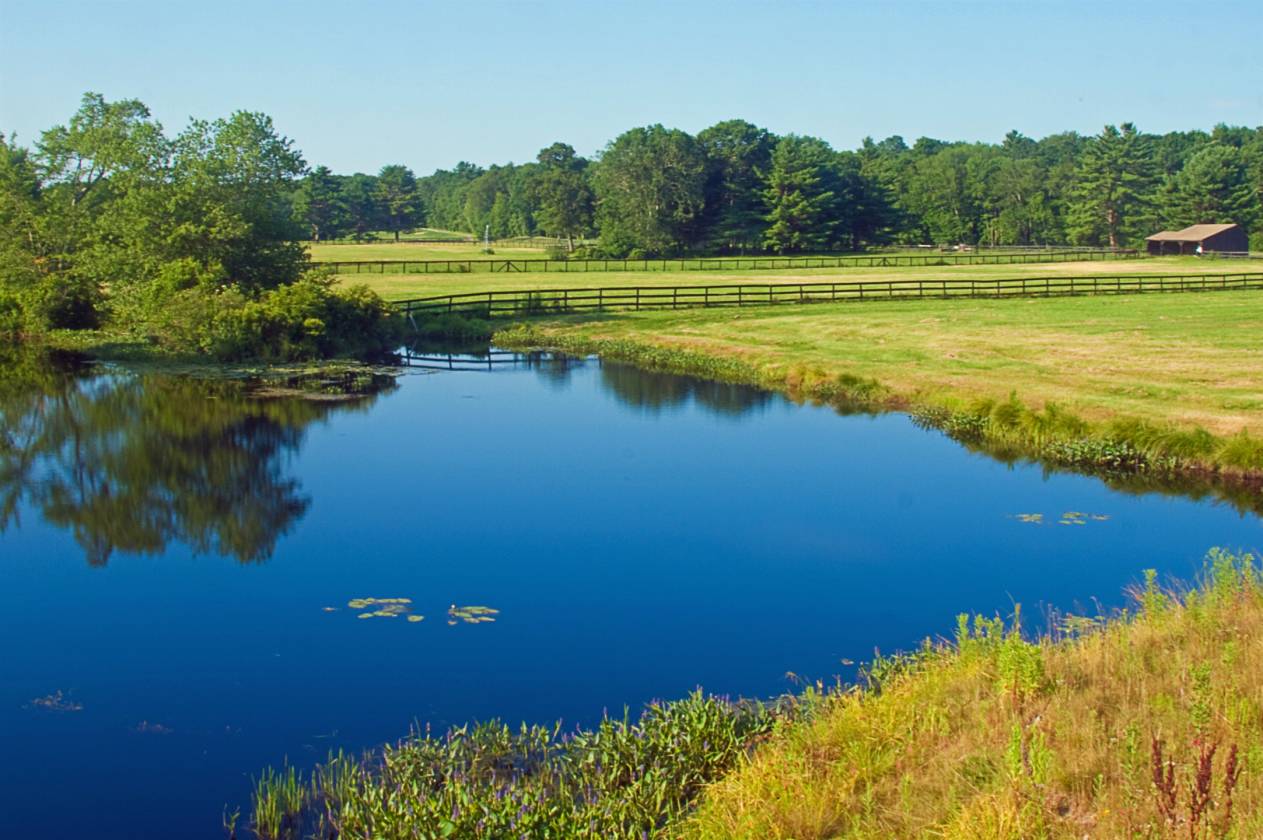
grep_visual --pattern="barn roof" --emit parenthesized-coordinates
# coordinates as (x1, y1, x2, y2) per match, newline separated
(1146, 223, 1240, 242)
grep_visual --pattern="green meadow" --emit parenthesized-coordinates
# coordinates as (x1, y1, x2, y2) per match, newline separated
(333, 255, 1211, 300)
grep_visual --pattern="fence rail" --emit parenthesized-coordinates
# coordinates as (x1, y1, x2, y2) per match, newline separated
(329, 248, 1139, 276)
(396, 272, 1263, 320)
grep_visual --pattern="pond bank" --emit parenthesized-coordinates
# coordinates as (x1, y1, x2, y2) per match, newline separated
(246, 551, 1263, 838)
(492, 290, 1263, 483)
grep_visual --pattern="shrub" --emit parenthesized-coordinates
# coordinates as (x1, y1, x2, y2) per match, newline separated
(29, 273, 102, 329)
(146, 274, 403, 362)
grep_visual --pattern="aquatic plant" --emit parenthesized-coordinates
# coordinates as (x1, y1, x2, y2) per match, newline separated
(248, 691, 795, 840)
(447, 604, 499, 624)
(343, 597, 422, 621)
(25, 690, 83, 713)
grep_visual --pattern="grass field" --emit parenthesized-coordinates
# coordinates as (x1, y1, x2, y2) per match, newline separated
(501, 290, 1263, 442)
(309, 241, 548, 262)
(337, 256, 1213, 301)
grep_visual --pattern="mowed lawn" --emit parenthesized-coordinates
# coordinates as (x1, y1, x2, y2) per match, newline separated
(309, 241, 549, 262)
(333, 256, 1229, 300)
(525, 290, 1263, 436)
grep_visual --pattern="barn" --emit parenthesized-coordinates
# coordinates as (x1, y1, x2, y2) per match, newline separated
(1145, 223, 1248, 255)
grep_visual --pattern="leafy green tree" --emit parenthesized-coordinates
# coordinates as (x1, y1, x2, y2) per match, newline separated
(1067, 123, 1156, 248)
(1164, 143, 1259, 232)
(903, 145, 984, 245)
(0, 134, 44, 330)
(532, 142, 594, 250)
(858, 135, 918, 243)
(761, 135, 840, 253)
(376, 164, 422, 241)
(26, 93, 169, 325)
(697, 120, 774, 253)
(592, 125, 707, 256)
(293, 165, 347, 241)
(416, 162, 483, 233)
(153, 110, 307, 296)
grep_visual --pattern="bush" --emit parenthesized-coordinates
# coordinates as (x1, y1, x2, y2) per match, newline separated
(146, 274, 403, 362)
(0, 288, 23, 337)
(29, 273, 102, 329)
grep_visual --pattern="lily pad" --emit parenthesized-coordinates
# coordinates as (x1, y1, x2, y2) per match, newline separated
(448, 604, 500, 624)
(27, 691, 82, 713)
(347, 597, 419, 620)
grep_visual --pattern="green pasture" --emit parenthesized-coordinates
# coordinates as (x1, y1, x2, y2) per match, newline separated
(516, 288, 1263, 438)
(338, 256, 1208, 300)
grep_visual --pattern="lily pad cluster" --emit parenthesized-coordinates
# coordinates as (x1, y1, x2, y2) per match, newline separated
(26, 690, 82, 712)
(448, 604, 499, 625)
(328, 598, 502, 626)
(346, 597, 423, 622)
(1059, 511, 1110, 526)
(1012, 511, 1111, 526)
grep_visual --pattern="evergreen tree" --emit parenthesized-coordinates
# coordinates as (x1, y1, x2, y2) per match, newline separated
(293, 165, 346, 241)
(1067, 123, 1156, 248)
(762, 136, 838, 253)
(375, 164, 421, 241)
(697, 120, 774, 253)
(1164, 143, 1259, 232)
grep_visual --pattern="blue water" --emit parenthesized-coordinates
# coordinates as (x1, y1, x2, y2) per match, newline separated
(1, 352, 1259, 838)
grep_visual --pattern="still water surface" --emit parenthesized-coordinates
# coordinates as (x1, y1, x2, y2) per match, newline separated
(1, 350, 1259, 838)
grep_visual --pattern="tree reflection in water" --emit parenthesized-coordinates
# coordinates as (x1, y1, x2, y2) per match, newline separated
(0, 350, 396, 566)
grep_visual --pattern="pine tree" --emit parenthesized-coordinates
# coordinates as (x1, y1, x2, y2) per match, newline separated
(1165, 143, 1259, 231)
(1068, 123, 1156, 248)
(762, 136, 838, 254)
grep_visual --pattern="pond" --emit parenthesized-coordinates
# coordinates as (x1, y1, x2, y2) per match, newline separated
(1, 347, 1259, 839)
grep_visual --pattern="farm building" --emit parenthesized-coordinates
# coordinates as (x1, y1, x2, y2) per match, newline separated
(1145, 223, 1247, 255)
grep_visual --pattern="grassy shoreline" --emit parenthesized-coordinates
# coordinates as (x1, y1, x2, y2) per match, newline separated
(491, 291, 1263, 482)
(245, 552, 1263, 838)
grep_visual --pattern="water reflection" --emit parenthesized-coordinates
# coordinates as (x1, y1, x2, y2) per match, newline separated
(402, 340, 773, 415)
(401, 340, 1263, 517)
(598, 363, 773, 416)
(0, 350, 396, 566)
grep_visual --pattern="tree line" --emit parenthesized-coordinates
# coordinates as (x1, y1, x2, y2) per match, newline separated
(3, 94, 1260, 352)
(1, 93, 399, 356)
(299, 120, 1263, 255)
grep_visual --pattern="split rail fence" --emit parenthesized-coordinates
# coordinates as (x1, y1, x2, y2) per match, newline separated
(396, 272, 1263, 321)
(330, 248, 1138, 276)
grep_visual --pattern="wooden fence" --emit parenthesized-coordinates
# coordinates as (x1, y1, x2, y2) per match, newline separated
(329, 248, 1138, 276)
(396, 272, 1263, 320)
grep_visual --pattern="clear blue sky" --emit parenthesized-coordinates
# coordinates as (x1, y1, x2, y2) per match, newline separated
(2, 0, 1261, 175)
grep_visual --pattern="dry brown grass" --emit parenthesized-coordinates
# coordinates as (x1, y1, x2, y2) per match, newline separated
(680, 552, 1263, 839)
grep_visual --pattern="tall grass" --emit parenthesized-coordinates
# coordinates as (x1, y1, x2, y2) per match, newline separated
(246, 691, 812, 840)
(243, 553, 1263, 838)
(682, 550, 1263, 839)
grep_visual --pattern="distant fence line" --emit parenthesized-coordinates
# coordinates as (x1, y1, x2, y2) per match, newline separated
(312, 236, 582, 248)
(396, 272, 1263, 321)
(329, 248, 1139, 276)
